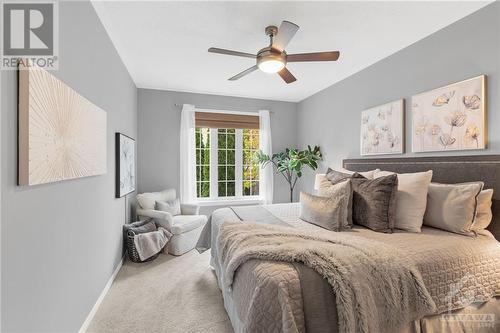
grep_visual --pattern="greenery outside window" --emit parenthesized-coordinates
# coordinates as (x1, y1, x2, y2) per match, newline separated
(195, 127, 260, 200)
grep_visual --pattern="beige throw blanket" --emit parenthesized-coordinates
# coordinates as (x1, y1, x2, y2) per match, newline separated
(218, 222, 437, 333)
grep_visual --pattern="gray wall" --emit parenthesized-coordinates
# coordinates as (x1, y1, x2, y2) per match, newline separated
(297, 2, 500, 194)
(138, 89, 297, 209)
(1, 2, 137, 332)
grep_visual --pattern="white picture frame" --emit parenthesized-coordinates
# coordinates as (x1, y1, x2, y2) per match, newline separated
(360, 99, 405, 156)
(411, 75, 486, 153)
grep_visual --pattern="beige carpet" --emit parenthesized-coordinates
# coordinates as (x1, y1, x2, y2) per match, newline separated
(87, 250, 233, 333)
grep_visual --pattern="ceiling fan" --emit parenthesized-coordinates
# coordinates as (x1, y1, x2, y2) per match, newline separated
(208, 20, 340, 84)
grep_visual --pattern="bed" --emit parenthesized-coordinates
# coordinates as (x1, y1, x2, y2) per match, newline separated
(196, 155, 500, 333)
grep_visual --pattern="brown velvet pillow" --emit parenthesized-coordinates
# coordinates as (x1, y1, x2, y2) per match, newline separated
(350, 173, 398, 233)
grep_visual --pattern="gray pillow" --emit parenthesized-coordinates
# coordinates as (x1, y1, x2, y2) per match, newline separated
(324, 168, 354, 226)
(423, 182, 483, 236)
(300, 182, 351, 231)
(350, 173, 398, 233)
(155, 199, 181, 216)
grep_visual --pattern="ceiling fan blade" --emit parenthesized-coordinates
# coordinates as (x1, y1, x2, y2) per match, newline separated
(228, 65, 259, 81)
(208, 47, 256, 59)
(272, 21, 299, 52)
(278, 67, 297, 84)
(287, 51, 340, 62)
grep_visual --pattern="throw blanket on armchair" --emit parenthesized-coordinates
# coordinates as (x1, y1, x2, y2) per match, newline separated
(217, 222, 437, 333)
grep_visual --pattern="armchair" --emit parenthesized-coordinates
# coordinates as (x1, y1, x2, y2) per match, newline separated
(136, 189, 207, 255)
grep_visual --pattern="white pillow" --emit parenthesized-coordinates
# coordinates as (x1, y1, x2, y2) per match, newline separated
(423, 182, 483, 236)
(156, 199, 181, 216)
(137, 192, 161, 210)
(374, 170, 433, 232)
(471, 189, 494, 232)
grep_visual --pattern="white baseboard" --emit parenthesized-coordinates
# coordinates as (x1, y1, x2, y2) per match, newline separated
(78, 256, 124, 333)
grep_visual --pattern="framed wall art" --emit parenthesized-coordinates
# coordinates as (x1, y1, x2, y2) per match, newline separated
(361, 99, 405, 155)
(115, 133, 135, 198)
(18, 61, 107, 186)
(412, 75, 486, 153)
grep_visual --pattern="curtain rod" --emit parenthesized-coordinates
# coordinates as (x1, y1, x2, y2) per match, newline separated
(173, 104, 274, 114)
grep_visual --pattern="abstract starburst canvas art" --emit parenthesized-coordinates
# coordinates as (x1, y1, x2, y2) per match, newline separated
(361, 99, 405, 155)
(18, 61, 107, 186)
(115, 133, 135, 198)
(412, 75, 486, 152)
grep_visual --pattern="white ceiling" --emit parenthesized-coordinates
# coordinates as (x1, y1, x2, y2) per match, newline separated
(92, 1, 490, 102)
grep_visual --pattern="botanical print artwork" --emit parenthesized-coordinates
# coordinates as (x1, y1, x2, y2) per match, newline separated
(18, 61, 107, 186)
(116, 133, 136, 198)
(361, 99, 404, 155)
(412, 75, 486, 152)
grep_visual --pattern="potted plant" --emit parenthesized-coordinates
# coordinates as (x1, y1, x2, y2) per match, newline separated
(257, 145, 322, 202)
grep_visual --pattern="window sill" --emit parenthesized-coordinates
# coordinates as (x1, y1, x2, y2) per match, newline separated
(196, 197, 264, 207)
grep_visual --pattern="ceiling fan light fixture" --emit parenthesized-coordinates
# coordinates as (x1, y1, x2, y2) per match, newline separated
(258, 59, 285, 73)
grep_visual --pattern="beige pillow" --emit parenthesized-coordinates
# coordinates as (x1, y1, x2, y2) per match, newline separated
(374, 170, 433, 232)
(471, 189, 494, 232)
(330, 167, 380, 179)
(156, 199, 181, 216)
(300, 182, 351, 231)
(424, 182, 483, 236)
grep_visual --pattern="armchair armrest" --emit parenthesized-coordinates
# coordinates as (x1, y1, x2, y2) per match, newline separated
(137, 208, 173, 230)
(180, 203, 200, 215)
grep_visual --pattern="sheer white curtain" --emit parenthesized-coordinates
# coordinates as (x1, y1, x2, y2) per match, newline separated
(179, 104, 197, 203)
(259, 110, 273, 204)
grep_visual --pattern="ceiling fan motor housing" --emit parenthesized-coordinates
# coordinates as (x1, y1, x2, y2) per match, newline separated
(257, 47, 287, 67)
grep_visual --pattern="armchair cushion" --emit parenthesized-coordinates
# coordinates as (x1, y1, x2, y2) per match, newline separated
(180, 203, 200, 215)
(137, 189, 177, 210)
(171, 215, 207, 235)
(136, 208, 173, 230)
(156, 199, 181, 216)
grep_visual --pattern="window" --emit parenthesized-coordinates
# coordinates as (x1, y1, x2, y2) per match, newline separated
(195, 127, 260, 200)
(242, 129, 259, 196)
(195, 128, 210, 198)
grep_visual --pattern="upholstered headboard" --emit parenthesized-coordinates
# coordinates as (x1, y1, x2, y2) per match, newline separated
(343, 155, 500, 240)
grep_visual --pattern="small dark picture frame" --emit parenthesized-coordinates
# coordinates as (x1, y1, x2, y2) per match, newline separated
(115, 132, 135, 198)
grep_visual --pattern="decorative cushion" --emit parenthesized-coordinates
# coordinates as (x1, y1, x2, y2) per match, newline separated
(300, 184, 350, 231)
(137, 189, 177, 210)
(471, 189, 494, 232)
(156, 199, 181, 216)
(171, 215, 207, 235)
(350, 173, 398, 233)
(322, 169, 354, 226)
(374, 170, 433, 233)
(423, 182, 483, 236)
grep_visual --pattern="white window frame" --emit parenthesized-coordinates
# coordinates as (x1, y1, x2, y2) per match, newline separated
(196, 127, 263, 206)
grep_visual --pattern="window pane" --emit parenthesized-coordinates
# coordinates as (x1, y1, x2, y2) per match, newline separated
(201, 165, 210, 181)
(243, 150, 252, 164)
(227, 132, 235, 149)
(227, 128, 235, 134)
(243, 181, 251, 196)
(202, 149, 210, 164)
(227, 182, 235, 196)
(200, 182, 210, 197)
(227, 166, 235, 180)
(227, 149, 235, 164)
(252, 165, 259, 180)
(243, 130, 251, 149)
(218, 150, 226, 165)
(218, 134, 226, 148)
(196, 128, 210, 198)
(251, 181, 259, 196)
(218, 166, 226, 181)
(251, 134, 259, 150)
(218, 182, 227, 197)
